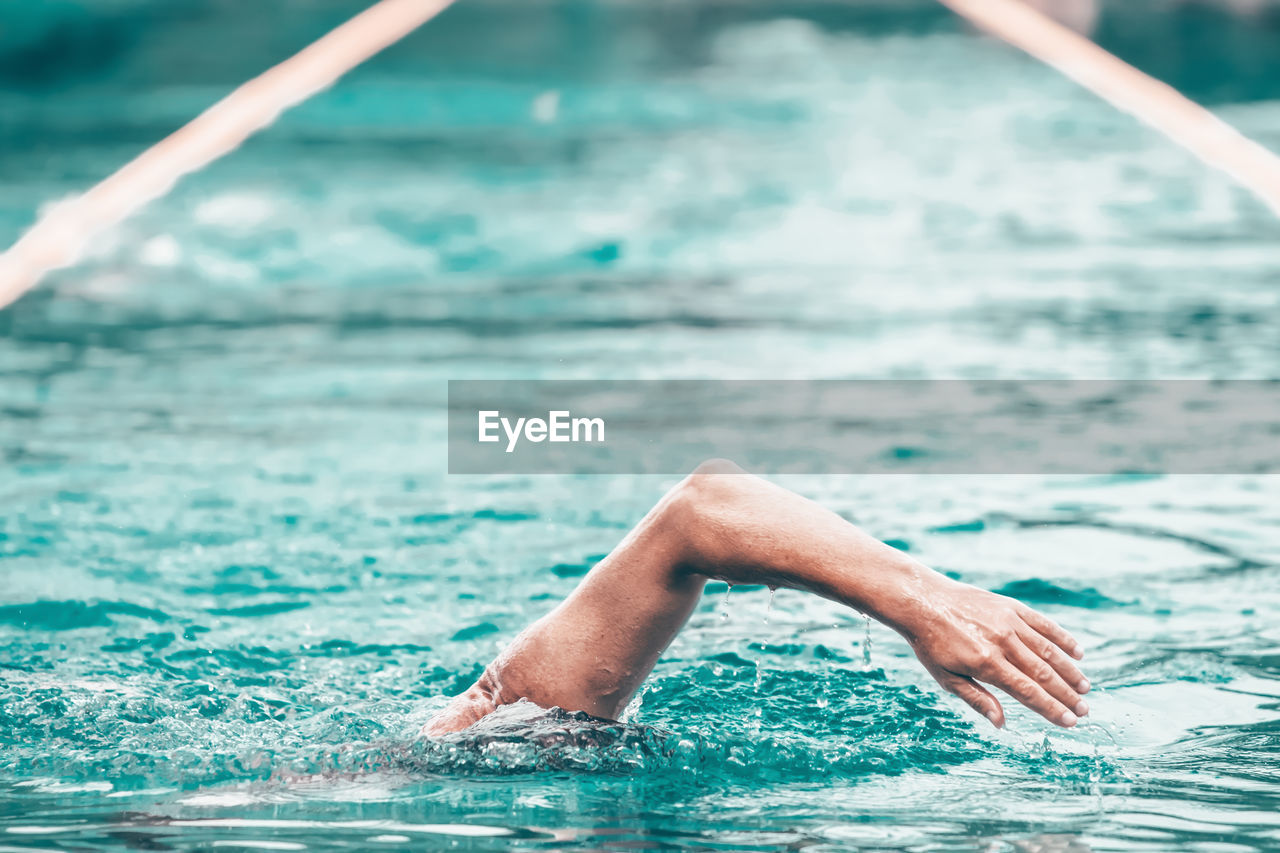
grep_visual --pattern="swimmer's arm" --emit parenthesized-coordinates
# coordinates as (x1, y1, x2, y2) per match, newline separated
(423, 460, 1089, 735)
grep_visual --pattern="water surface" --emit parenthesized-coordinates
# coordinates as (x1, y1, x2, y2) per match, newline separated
(2, 1, 1279, 850)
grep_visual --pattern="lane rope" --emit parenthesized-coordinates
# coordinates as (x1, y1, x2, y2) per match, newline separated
(3, 0, 1278, 310)
(0, 0, 456, 309)
(937, 0, 1280, 216)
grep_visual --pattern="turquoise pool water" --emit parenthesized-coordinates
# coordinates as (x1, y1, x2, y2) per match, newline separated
(2, 1, 1280, 850)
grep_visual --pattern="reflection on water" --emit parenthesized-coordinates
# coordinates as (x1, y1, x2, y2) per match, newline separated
(2, 0, 1280, 850)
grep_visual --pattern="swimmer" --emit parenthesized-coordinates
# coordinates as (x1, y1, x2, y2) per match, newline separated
(424, 459, 1089, 736)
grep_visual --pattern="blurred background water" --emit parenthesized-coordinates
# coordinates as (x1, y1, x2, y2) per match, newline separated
(1, 0, 1279, 850)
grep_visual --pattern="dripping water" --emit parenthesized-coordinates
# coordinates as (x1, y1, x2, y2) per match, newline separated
(753, 587, 776, 731)
(719, 584, 733, 622)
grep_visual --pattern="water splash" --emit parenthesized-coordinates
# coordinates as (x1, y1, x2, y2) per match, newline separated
(619, 684, 646, 724)
(412, 701, 691, 776)
(1030, 730, 1053, 759)
(1081, 715, 1121, 812)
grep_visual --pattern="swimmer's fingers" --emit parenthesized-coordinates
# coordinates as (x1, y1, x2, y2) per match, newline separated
(1018, 607, 1083, 660)
(1004, 639, 1088, 721)
(1016, 625, 1090, 696)
(938, 671, 1005, 728)
(988, 661, 1080, 728)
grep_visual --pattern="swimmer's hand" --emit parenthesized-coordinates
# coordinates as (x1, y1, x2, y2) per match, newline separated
(425, 459, 1089, 736)
(892, 574, 1089, 728)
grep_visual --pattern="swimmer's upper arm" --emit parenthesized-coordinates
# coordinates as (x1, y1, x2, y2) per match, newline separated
(425, 470, 712, 731)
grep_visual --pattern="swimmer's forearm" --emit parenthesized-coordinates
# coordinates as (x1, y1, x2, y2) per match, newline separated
(668, 462, 1090, 729)
(668, 460, 939, 637)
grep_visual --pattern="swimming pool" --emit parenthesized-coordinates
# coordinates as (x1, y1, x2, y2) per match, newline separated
(2, 1, 1280, 850)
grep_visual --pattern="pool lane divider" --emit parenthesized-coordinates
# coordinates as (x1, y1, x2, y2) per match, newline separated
(0, 0, 457, 310)
(2, 0, 1279, 311)
(937, 0, 1280, 217)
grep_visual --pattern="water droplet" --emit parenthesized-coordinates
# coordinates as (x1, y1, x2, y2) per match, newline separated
(764, 587, 776, 624)
(719, 584, 733, 622)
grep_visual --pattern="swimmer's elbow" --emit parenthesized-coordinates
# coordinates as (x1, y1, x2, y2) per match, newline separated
(664, 458, 751, 573)
(689, 457, 745, 478)
(675, 459, 748, 512)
